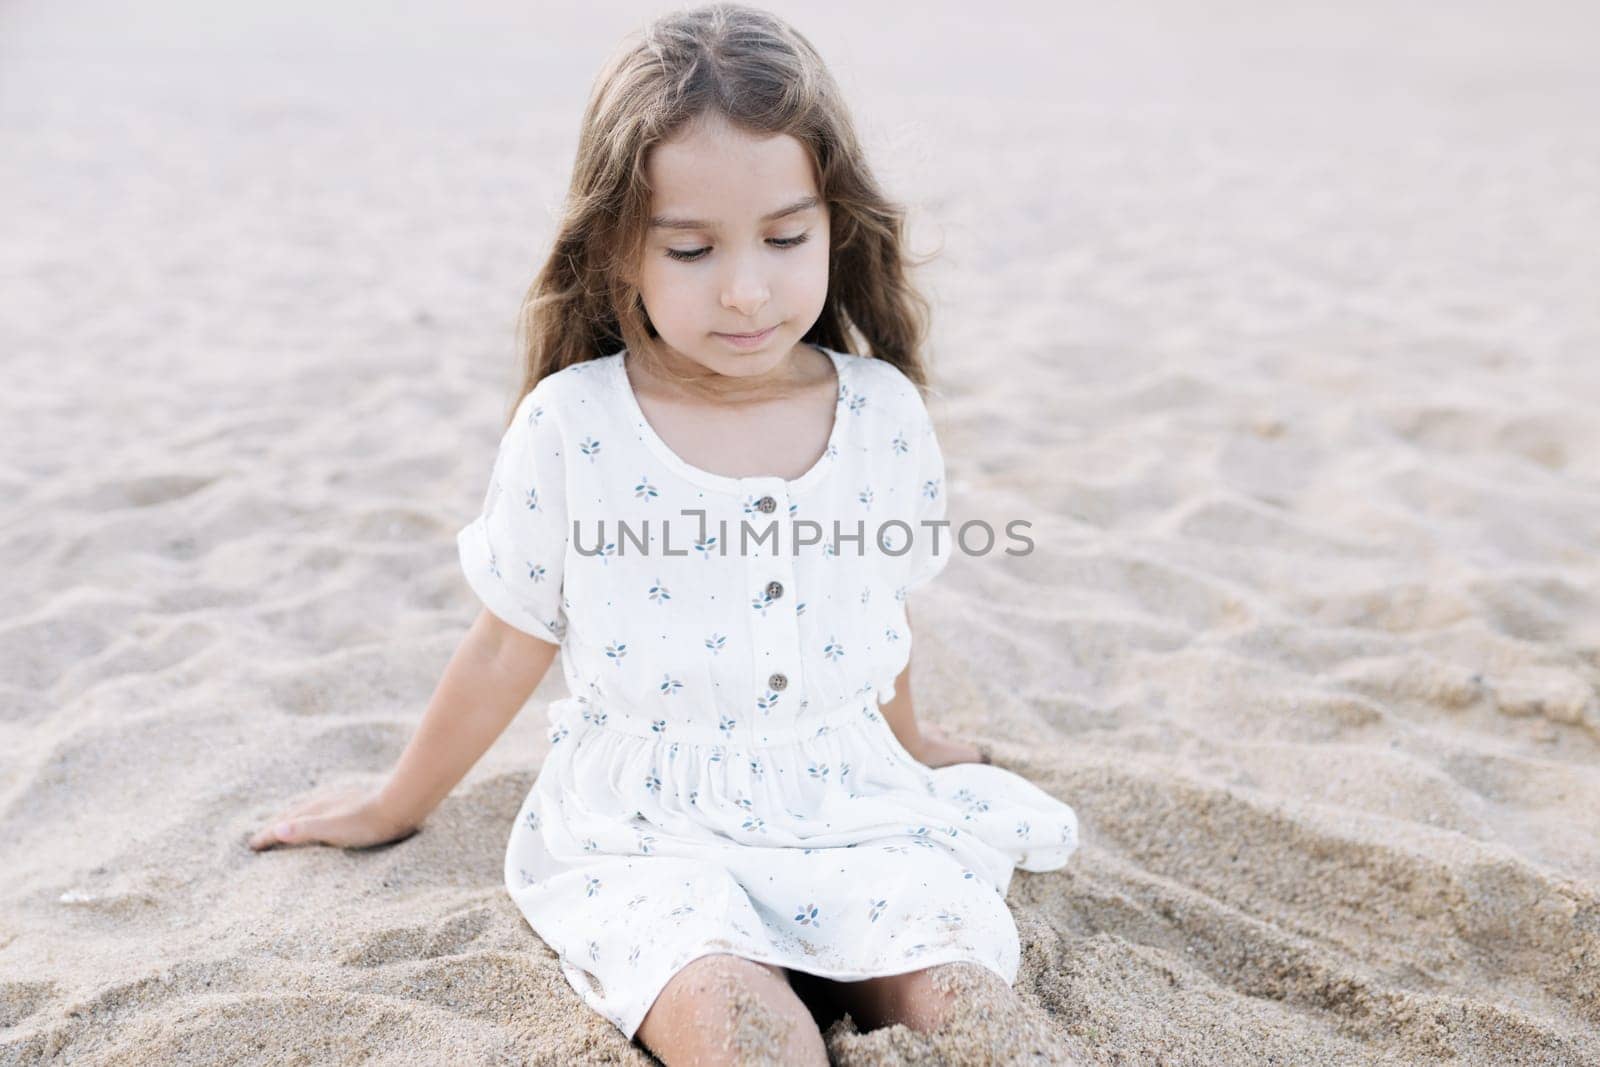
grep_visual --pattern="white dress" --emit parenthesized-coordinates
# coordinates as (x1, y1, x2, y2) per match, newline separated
(457, 344, 1080, 1041)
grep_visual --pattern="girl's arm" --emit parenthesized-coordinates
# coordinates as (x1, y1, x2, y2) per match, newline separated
(374, 610, 559, 827)
(249, 609, 558, 850)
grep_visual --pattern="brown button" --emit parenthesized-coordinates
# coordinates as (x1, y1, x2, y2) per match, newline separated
(768, 673, 788, 690)
(756, 495, 777, 513)
(765, 580, 784, 599)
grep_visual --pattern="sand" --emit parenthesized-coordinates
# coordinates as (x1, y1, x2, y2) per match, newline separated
(3, 0, 1599, 1063)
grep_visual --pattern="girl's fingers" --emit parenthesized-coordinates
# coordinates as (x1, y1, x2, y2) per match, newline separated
(272, 815, 320, 847)
(251, 812, 332, 850)
(247, 823, 283, 850)
(247, 808, 313, 850)
(248, 814, 302, 850)
(280, 811, 393, 850)
(248, 787, 369, 850)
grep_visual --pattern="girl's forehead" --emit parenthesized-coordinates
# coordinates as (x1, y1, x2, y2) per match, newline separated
(646, 123, 818, 215)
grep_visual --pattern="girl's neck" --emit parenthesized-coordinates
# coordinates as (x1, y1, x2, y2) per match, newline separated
(629, 341, 824, 407)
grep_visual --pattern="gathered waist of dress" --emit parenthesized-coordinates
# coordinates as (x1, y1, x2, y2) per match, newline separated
(549, 692, 885, 747)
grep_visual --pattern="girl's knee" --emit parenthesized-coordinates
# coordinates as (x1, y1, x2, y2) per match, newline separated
(880, 962, 1002, 1034)
(893, 968, 957, 1032)
(926, 960, 1003, 1002)
(638, 953, 826, 1065)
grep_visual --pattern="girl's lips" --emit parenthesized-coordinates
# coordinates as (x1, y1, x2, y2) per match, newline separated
(714, 324, 778, 348)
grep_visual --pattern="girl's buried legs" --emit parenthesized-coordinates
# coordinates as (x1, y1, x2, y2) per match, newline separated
(827, 961, 1018, 1034)
(635, 953, 828, 1066)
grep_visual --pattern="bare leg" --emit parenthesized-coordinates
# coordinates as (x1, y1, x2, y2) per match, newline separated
(635, 953, 829, 1066)
(828, 961, 1018, 1034)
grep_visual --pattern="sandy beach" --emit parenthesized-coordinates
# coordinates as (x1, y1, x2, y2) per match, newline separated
(3, 1, 1599, 1063)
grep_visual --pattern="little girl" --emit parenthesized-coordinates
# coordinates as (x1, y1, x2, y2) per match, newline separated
(251, 5, 1079, 1061)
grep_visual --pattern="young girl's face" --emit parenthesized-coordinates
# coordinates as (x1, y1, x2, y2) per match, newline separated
(634, 112, 831, 380)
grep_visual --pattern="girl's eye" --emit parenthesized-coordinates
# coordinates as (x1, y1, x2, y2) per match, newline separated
(664, 231, 811, 263)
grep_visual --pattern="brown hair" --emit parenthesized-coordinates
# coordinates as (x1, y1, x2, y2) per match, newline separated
(505, 2, 935, 426)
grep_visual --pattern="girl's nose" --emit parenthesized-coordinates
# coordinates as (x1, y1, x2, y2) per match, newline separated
(720, 255, 770, 315)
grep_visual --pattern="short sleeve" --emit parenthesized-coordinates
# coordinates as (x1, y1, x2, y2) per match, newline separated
(903, 388, 953, 593)
(456, 382, 569, 646)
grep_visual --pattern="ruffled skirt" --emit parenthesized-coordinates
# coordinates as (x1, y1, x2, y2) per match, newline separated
(504, 696, 1079, 1041)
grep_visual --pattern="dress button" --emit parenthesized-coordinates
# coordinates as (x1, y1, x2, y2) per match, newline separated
(756, 495, 777, 514)
(768, 672, 788, 690)
(765, 580, 784, 599)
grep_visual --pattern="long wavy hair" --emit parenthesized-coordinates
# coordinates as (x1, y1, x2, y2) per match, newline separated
(504, 2, 936, 427)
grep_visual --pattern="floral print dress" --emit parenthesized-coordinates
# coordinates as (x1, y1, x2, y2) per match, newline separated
(456, 344, 1080, 1041)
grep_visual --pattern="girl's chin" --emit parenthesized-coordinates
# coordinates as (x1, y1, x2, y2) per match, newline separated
(703, 343, 791, 372)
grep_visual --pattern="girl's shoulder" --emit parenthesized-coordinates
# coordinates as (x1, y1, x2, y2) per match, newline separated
(838, 352, 934, 427)
(510, 353, 623, 428)
(541, 352, 621, 397)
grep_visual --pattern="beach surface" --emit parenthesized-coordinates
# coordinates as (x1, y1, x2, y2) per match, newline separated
(2, 1, 1599, 1063)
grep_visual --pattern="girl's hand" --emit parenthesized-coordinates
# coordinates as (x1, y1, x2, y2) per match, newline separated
(248, 784, 418, 852)
(907, 723, 993, 768)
